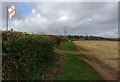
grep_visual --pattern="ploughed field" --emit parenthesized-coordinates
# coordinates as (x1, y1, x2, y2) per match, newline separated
(73, 41, 119, 76)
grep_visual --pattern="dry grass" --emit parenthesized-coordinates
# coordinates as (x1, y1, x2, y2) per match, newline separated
(73, 40, 119, 72)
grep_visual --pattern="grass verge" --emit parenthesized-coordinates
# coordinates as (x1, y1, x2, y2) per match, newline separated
(45, 41, 103, 80)
(56, 54, 103, 80)
(59, 41, 79, 51)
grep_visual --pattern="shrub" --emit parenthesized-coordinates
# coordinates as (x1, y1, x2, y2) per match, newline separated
(2, 31, 54, 80)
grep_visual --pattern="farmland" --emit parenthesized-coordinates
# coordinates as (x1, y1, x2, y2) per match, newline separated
(43, 41, 103, 80)
(2, 31, 104, 80)
(2, 31, 119, 80)
(73, 40, 119, 79)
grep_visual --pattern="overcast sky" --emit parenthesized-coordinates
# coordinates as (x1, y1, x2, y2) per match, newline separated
(1, 2, 118, 38)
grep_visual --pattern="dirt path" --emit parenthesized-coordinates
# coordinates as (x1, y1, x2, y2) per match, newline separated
(43, 52, 117, 80)
(73, 41, 118, 80)
(80, 57, 117, 80)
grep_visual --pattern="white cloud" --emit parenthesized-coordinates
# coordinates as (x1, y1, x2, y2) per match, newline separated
(2, 2, 118, 37)
(96, 29, 118, 38)
(32, 9, 36, 14)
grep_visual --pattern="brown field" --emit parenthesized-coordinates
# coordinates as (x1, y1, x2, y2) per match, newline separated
(73, 41, 119, 74)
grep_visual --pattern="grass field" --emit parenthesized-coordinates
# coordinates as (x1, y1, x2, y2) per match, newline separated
(59, 41, 79, 51)
(73, 41, 119, 77)
(53, 41, 103, 80)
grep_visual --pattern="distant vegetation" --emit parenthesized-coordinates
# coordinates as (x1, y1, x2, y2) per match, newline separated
(66, 35, 120, 41)
(2, 30, 65, 80)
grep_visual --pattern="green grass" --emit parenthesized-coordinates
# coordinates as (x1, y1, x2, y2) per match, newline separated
(55, 41, 103, 80)
(59, 41, 79, 51)
(56, 54, 102, 80)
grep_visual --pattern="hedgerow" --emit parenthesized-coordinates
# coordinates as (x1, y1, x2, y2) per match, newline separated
(2, 31, 55, 80)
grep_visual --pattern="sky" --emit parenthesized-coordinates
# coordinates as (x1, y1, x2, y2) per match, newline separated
(1, 2, 119, 38)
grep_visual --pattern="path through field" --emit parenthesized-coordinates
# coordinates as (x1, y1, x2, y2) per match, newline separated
(80, 58, 116, 80)
(73, 40, 118, 80)
(43, 41, 103, 80)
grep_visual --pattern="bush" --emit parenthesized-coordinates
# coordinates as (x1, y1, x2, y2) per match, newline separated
(2, 31, 54, 80)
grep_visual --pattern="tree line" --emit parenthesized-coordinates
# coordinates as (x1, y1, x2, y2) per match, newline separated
(59, 35, 120, 41)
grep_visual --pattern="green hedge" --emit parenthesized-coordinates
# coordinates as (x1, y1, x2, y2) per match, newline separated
(39, 35, 66, 47)
(2, 31, 55, 80)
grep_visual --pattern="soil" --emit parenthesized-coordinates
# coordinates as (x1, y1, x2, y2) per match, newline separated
(80, 57, 118, 80)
